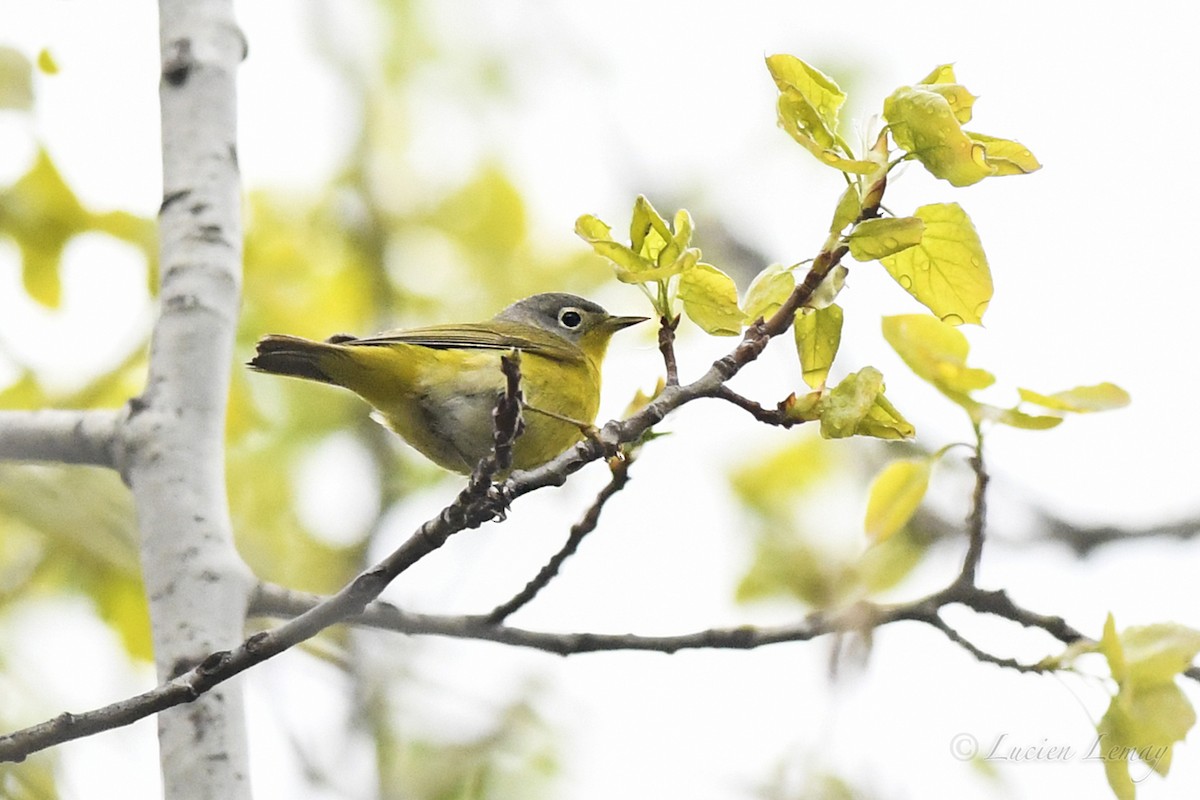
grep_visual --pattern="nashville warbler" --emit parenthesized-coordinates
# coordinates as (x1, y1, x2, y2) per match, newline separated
(248, 293, 646, 473)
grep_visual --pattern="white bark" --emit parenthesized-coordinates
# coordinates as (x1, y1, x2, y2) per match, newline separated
(0, 409, 120, 465)
(111, 1, 255, 796)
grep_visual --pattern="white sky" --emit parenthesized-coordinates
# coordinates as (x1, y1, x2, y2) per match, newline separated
(2, 1, 1199, 799)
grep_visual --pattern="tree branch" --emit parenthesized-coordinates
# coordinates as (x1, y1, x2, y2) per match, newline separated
(709, 385, 800, 427)
(8, 557, 1199, 762)
(925, 612, 1054, 674)
(952, 433, 989, 590)
(0, 409, 121, 467)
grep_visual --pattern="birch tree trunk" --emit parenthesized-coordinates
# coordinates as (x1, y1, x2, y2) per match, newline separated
(114, 1, 254, 796)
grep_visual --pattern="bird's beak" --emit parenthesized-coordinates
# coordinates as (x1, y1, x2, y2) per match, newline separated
(607, 315, 650, 331)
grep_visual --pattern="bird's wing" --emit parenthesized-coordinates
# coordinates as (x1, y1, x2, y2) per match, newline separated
(347, 322, 580, 361)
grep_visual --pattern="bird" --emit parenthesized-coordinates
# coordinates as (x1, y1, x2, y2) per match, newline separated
(248, 292, 646, 473)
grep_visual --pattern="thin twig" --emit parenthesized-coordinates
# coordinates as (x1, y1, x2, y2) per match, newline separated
(953, 431, 989, 589)
(926, 612, 1053, 674)
(658, 314, 680, 386)
(487, 457, 633, 624)
(710, 385, 799, 427)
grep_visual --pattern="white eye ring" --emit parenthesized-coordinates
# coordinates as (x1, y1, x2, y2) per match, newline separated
(558, 308, 584, 329)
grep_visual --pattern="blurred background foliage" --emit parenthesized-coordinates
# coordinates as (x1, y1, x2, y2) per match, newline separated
(0, 2, 929, 797)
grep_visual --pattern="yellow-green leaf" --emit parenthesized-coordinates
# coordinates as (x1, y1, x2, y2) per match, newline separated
(864, 458, 931, 543)
(730, 436, 835, 512)
(923, 83, 977, 124)
(918, 64, 958, 85)
(1100, 613, 1127, 684)
(857, 526, 928, 593)
(1122, 624, 1200, 686)
(742, 263, 795, 322)
(966, 132, 1042, 176)
(1018, 383, 1131, 414)
(820, 367, 887, 439)
(576, 212, 695, 283)
(847, 216, 925, 261)
(881, 314, 995, 396)
(777, 94, 878, 173)
(829, 184, 862, 234)
(575, 214, 613, 243)
(884, 85, 993, 187)
(593, 240, 658, 280)
(0, 46, 33, 110)
(856, 390, 916, 440)
(630, 195, 671, 256)
(879, 203, 992, 325)
(678, 262, 744, 335)
(1, 148, 92, 307)
(1099, 683, 1192, 779)
(794, 304, 843, 389)
(1100, 750, 1135, 800)
(36, 47, 59, 75)
(765, 54, 845, 144)
(821, 368, 883, 439)
(983, 405, 1064, 431)
(671, 208, 694, 253)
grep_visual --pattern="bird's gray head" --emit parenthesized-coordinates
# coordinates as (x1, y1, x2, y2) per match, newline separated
(494, 292, 645, 345)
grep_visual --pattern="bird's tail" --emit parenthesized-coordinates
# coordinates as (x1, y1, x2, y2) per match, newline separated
(247, 334, 351, 385)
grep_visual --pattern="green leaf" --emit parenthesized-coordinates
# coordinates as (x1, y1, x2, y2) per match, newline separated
(881, 314, 995, 396)
(1090, 615, 1200, 796)
(678, 262, 745, 335)
(776, 93, 878, 173)
(765, 54, 845, 145)
(1100, 613, 1128, 683)
(794, 304, 843, 389)
(1018, 383, 1131, 413)
(884, 85, 993, 186)
(1122, 624, 1200, 685)
(982, 404, 1064, 431)
(630, 195, 671, 256)
(923, 83, 977, 124)
(821, 368, 885, 439)
(576, 212, 697, 284)
(879, 203, 992, 324)
(856, 390, 916, 440)
(856, 526, 928, 593)
(829, 184, 862, 234)
(1099, 747, 1136, 800)
(36, 47, 59, 75)
(1099, 683, 1193, 779)
(576, 214, 612, 243)
(742, 263, 795, 322)
(730, 436, 835, 513)
(765, 56, 877, 175)
(883, 77, 1040, 186)
(864, 458, 931, 543)
(0, 148, 92, 307)
(918, 64, 958, 85)
(820, 367, 914, 441)
(0, 46, 33, 110)
(847, 216, 925, 261)
(966, 132, 1042, 176)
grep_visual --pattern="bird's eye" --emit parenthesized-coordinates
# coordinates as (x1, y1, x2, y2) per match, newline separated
(558, 308, 583, 329)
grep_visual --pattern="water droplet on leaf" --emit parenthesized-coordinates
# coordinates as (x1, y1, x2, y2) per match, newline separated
(898, 274, 913, 290)
(941, 312, 965, 326)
